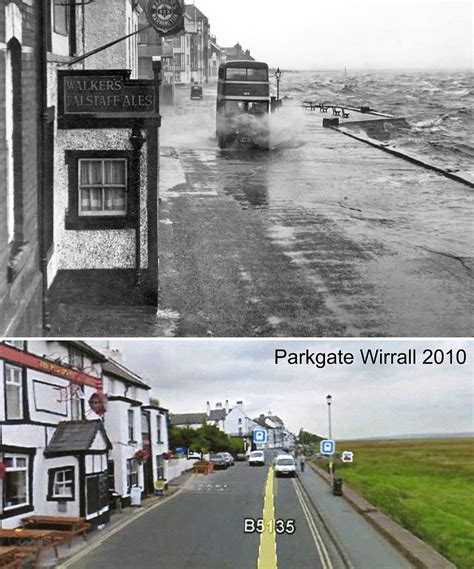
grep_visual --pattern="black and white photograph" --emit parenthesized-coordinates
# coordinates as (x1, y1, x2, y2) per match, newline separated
(0, 0, 472, 337)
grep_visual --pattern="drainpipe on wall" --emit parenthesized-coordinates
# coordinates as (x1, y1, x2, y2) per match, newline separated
(38, 0, 51, 333)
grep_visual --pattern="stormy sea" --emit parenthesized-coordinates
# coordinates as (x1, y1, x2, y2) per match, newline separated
(279, 69, 473, 178)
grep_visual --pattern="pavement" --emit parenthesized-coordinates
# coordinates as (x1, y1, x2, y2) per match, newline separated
(46, 452, 428, 569)
(30, 474, 191, 568)
(157, 85, 473, 337)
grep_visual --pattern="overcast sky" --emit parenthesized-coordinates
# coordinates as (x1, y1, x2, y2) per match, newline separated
(93, 340, 473, 440)
(194, 0, 472, 70)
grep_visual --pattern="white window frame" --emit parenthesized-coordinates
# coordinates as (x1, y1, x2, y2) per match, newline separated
(52, 468, 74, 498)
(3, 454, 29, 510)
(128, 409, 135, 442)
(4, 340, 25, 350)
(5, 364, 23, 420)
(78, 158, 128, 217)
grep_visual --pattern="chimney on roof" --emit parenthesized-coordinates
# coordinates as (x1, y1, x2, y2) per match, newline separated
(235, 42, 241, 49)
(225, 399, 229, 414)
(206, 401, 211, 416)
(216, 402, 222, 409)
(235, 401, 243, 411)
(245, 49, 250, 56)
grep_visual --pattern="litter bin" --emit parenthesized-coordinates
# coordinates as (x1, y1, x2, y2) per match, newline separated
(332, 478, 343, 496)
(130, 486, 142, 507)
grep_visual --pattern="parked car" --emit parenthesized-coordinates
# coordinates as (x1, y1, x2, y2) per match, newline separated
(209, 453, 229, 469)
(236, 453, 248, 461)
(221, 452, 235, 466)
(191, 85, 203, 100)
(249, 450, 265, 466)
(274, 454, 296, 477)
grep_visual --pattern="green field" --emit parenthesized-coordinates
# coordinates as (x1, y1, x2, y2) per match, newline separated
(322, 438, 474, 569)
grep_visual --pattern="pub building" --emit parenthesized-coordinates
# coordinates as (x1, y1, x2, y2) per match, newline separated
(0, 340, 173, 528)
(47, 0, 160, 307)
(0, 341, 112, 528)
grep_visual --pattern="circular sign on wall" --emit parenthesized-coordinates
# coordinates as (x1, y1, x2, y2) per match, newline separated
(146, 0, 185, 35)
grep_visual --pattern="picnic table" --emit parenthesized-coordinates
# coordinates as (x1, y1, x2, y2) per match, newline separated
(332, 107, 341, 116)
(22, 516, 90, 548)
(0, 529, 62, 569)
(0, 546, 24, 569)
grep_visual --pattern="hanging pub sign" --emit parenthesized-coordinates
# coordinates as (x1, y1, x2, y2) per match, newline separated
(57, 69, 160, 129)
(88, 391, 108, 416)
(145, 0, 185, 36)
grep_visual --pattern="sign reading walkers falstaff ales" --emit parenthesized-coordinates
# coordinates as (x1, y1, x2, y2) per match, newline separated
(145, 0, 185, 35)
(57, 70, 160, 129)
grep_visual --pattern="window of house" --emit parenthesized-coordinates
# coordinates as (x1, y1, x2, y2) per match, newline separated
(54, 0, 69, 35)
(65, 151, 135, 230)
(3, 454, 29, 508)
(238, 418, 242, 424)
(68, 347, 84, 369)
(126, 458, 138, 490)
(48, 467, 74, 500)
(156, 416, 162, 443)
(78, 159, 127, 217)
(128, 409, 135, 442)
(5, 364, 23, 420)
(70, 385, 84, 420)
(4, 340, 25, 350)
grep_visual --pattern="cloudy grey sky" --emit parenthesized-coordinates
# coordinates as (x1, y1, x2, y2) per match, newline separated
(93, 340, 473, 440)
(195, 0, 472, 70)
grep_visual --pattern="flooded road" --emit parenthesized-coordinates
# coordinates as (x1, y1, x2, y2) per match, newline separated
(159, 85, 472, 337)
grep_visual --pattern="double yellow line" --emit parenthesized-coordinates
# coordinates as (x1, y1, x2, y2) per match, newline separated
(292, 478, 333, 569)
(258, 467, 278, 569)
(257, 469, 333, 569)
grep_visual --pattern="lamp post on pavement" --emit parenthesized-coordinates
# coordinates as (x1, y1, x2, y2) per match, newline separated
(326, 394, 334, 480)
(275, 67, 282, 104)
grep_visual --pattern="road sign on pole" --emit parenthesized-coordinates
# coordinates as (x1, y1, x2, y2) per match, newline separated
(341, 451, 354, 463)
(253, 429, 267, 444)
(320, 439, 336, 455)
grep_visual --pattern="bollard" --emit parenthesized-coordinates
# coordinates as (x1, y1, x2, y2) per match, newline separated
(332, 478, 343, 496)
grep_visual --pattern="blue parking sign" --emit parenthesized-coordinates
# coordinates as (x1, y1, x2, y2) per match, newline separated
(320, 439, 336, 455)
(253, 429, 267, 444)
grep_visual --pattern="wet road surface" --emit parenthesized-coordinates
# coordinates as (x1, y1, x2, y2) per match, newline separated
(158, 85, 473, 337)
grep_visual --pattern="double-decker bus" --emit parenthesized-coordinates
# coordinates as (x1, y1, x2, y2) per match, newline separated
(216, 60, 271, 149)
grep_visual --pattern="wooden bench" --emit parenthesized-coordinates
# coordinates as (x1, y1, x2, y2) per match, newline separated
(341, 109, 350, 118)
(0, 530, 63, 569)
(332, 107, 341, 116)
(21, 516, 91, 548)
(302, 101, 318, 111)
(194, 461, 214, 475)
(320, 105, 329, 112)
(0, 547, 25, 569)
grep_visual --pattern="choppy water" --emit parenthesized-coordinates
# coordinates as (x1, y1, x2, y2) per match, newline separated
(279, 70, 473, 176)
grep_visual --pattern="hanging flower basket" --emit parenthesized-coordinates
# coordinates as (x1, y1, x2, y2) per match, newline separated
(134, 450, 150, 464)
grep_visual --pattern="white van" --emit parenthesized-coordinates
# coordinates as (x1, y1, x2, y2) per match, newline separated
(248, 450, 265, 466)
(274, 454, 296, 477)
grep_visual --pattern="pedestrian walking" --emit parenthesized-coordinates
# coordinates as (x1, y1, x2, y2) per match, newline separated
(300, 455, 306, 472)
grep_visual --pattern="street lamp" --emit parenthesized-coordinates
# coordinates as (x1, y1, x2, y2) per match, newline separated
(326, 394, 333, 480)
(275, 67, 282, 102)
